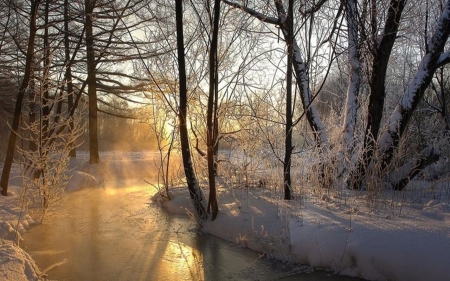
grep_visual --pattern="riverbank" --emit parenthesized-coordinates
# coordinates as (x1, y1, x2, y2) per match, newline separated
(159, 181, 450, 281)
(0, 162, 98, 280)
(0, 185, 41, 281)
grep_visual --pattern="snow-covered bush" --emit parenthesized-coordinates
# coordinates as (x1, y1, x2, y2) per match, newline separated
(18, 95, 85, 222)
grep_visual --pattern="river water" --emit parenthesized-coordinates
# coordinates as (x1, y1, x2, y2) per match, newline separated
(21, 176, 363, 280)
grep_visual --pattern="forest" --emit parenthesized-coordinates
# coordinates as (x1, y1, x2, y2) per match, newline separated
(0, 0, 449, 224)
(1, 1, 450, 280)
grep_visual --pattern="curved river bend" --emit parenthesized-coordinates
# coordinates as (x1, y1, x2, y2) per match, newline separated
(21, 178, 363, 281)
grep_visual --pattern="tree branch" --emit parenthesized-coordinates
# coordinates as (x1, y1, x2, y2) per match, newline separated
(436, 51, 450, 68)
(221, 0, 279, 25)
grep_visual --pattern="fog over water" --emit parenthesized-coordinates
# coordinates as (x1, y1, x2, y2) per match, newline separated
(21, 152, 364, 280)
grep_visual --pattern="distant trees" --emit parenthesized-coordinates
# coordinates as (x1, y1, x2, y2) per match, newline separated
(0, 0, 154, 195)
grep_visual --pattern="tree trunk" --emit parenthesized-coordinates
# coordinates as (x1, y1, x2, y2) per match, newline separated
(65, 0, 76, 157)
(206, 0, 221, 220)
(378, 0, 450, 167)
(349, 0, 406, 190)
(342, 0, 361, 152)
(42, 0, 51, 138)
(175, 0, 208, 223)
(283, 0, 293, 200)
(85, 0, 100, 164)
(1, 0, 41, 196)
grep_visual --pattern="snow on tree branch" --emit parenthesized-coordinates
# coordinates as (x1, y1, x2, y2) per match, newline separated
(436, 51, 450, 68)
(378, 0, 450, 161)
(221, 0, 279, 25)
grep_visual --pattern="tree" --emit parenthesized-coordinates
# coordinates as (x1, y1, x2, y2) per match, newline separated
(283, 0, 294, 200)
(1, 0, 41, 196)
(175, 0, 208, 222)
(223, 0, 334, 193)
(206, 0, 221, 219)
(85, 0, 100, 164)
(349, 0, 407, 189)
(378, 0, 450, 177)
(65, 0, 76, 157)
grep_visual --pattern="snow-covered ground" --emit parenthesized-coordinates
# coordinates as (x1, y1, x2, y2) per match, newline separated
(0, 184, 41, 281)
(160, 178, 450, 281)
(1, 151, 449, 280)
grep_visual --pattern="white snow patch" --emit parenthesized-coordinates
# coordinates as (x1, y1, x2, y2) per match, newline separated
(0, 185, 40, 280)
(66, 171, 99, 192)
(164, 182, 450, 281)
(0, 239, 40, 281)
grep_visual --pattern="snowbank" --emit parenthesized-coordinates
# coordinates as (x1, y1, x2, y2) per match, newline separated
(158, 184, 450, 281)
(66, 170, 99, 192)
(0, 186, 40, 281)
(0, 239, 40, 281)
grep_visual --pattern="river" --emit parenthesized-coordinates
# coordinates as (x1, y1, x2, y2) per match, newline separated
(20, 158, 364, 280)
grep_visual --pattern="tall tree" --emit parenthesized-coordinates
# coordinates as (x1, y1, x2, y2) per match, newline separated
(175, 0, 208, 222)
(64, 0, 76, 157)
(1, 0, 41, 196)
(378, 0, 450, 175)
(349, 0, 407, 189)
(206, 0, 221, 220)
(283, 0, 294, 200)
(85, 0, 100, 164)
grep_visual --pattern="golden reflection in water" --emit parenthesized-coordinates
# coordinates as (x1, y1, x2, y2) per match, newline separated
(133, 234, 206, 281)
(101, 182, 205, 280)
(103, 184, 154, 196)
(166, 240, 205, 281)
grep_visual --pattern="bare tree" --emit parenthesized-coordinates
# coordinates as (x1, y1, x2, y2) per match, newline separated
(176, 0, 208, 222)
(283, 0, 294, 200)
(1, 0, 41, 196)
(378, 0, 450, 178)
(206, 0, 221, 219)
(85, 0, 100, 163)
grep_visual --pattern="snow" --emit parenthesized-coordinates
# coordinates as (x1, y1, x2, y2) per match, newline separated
(1, 152, 449, 281)
(0, 185, 41, 281)
(157, 180, 450, 281)
(0, 239, 40, 281)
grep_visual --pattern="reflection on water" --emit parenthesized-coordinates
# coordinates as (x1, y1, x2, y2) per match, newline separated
(21, 179, 363, 281)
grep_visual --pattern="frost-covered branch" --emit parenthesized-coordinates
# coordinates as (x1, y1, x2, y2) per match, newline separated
(387, 146, 440, 191)
(221, 0, 279, 25)
(378, 0, 450, 165)
(222, 0, 328, 147)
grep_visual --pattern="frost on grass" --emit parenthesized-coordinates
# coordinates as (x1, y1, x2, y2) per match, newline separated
(0, 239, 40, 281)
(0, 185, 40, 280)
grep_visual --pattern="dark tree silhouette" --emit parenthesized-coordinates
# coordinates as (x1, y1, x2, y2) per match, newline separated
(175, 0, 208, 222)
(1, 0, 41, 196)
